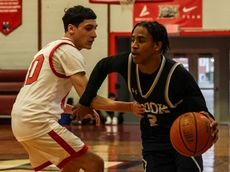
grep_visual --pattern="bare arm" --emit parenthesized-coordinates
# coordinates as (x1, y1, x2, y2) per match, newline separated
(91, 96, 141, 113)
(69, 72, 101, 124)
(62, 72, 86, 116)
(70, 72, 144, 119)
(72, 54, 145, 117)
(74, 96, 144, 118)
(70, 72, 88, 97)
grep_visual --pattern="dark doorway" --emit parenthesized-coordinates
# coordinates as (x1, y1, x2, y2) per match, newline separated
(116, 36, 131, 102)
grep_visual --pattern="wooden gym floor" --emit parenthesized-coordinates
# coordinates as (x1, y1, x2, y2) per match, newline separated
(0, 122, 229, 172)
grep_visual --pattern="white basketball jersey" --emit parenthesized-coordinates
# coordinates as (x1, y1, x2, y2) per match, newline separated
(11, 38, 86, 141)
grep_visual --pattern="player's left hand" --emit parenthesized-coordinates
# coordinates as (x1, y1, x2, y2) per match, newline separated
(210, 120, 219, 143)
(200, 111, 219, 143)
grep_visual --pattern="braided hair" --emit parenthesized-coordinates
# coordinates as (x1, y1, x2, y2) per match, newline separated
(132, 21, 170, 54)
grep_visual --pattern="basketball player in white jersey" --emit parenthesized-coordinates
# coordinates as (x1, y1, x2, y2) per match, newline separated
(11, 5, 144, 172)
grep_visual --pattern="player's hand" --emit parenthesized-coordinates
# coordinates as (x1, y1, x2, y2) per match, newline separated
(200, 111, 219, 143)
(72, 103, 94, 119)
(72, 103, 100, 126)
(92, 110, 100, 126)
(73, 103, 94, 117)
(131, 101, 145, 117)
(63, 104, 73, 115)
(210, 120, 218, 143)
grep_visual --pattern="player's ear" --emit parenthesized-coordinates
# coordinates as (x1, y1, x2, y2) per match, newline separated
(153, 41, 162, 52)
(68, 24, 75, 34)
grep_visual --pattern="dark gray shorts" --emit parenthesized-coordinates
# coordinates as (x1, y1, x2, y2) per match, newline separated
(142, 149, 203, 172)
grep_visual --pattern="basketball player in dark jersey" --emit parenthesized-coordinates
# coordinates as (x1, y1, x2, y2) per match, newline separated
(75, 21, 219, 172)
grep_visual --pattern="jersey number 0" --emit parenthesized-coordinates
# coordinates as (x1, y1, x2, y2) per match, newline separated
(25, 54, 44, 85)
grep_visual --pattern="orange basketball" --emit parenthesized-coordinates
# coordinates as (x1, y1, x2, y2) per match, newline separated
(170, 112, 214, 157)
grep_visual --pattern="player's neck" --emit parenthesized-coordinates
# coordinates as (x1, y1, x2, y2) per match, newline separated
(138, 55, 162, 74)
(63, 34, 81, 50)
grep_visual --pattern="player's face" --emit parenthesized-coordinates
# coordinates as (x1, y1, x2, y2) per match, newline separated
(131, 26, 158, 65)
(71, 19, 97, 50)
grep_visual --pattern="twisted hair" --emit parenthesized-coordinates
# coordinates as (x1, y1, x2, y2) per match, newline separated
(132, 21, 170, 54)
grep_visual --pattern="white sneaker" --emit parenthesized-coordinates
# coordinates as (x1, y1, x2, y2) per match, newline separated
(105, 116, 112, 125)
(112, 117, 118, 125)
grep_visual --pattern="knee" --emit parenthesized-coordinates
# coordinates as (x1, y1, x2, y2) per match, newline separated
(92, 156, 104, 172)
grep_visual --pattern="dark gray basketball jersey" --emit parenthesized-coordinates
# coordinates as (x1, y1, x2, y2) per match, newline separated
(79, 52, 212, 151)
(127, 55, 185, 151)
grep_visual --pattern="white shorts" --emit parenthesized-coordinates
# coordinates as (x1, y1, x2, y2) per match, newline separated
(20, 124, 88, 171)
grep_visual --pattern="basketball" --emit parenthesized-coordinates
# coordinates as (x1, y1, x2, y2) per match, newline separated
(170, 112, 214, 157)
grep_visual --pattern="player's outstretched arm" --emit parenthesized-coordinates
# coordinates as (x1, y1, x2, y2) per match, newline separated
(73, 95, 144, 118)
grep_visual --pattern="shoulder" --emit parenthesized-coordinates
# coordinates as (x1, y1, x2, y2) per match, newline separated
(44, 39, 80, 57)
(174, 64, 193, 79)
(169, 62, 198, 92)
(164, 58, 196, 85)
(58, 44, 84, 61)
(99, 51, 130, 65)
(107, 51, 130, 60)
(94, 52, 130, 74)
(164, 57, 191, 78)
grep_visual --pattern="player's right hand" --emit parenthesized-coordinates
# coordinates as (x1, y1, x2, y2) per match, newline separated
(72, 103, 94, 120)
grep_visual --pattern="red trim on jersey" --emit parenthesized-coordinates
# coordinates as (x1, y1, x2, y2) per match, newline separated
(61, 37, 73, 41)
(58, 145, 88, 169)
(33, 130, 88, 171)
(48, 130, 89, 169)
(61, 93, 69, 109)
(34, 161, 52, 171)
(49, 41, 75, 78)
(48, 130, 78, 154)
